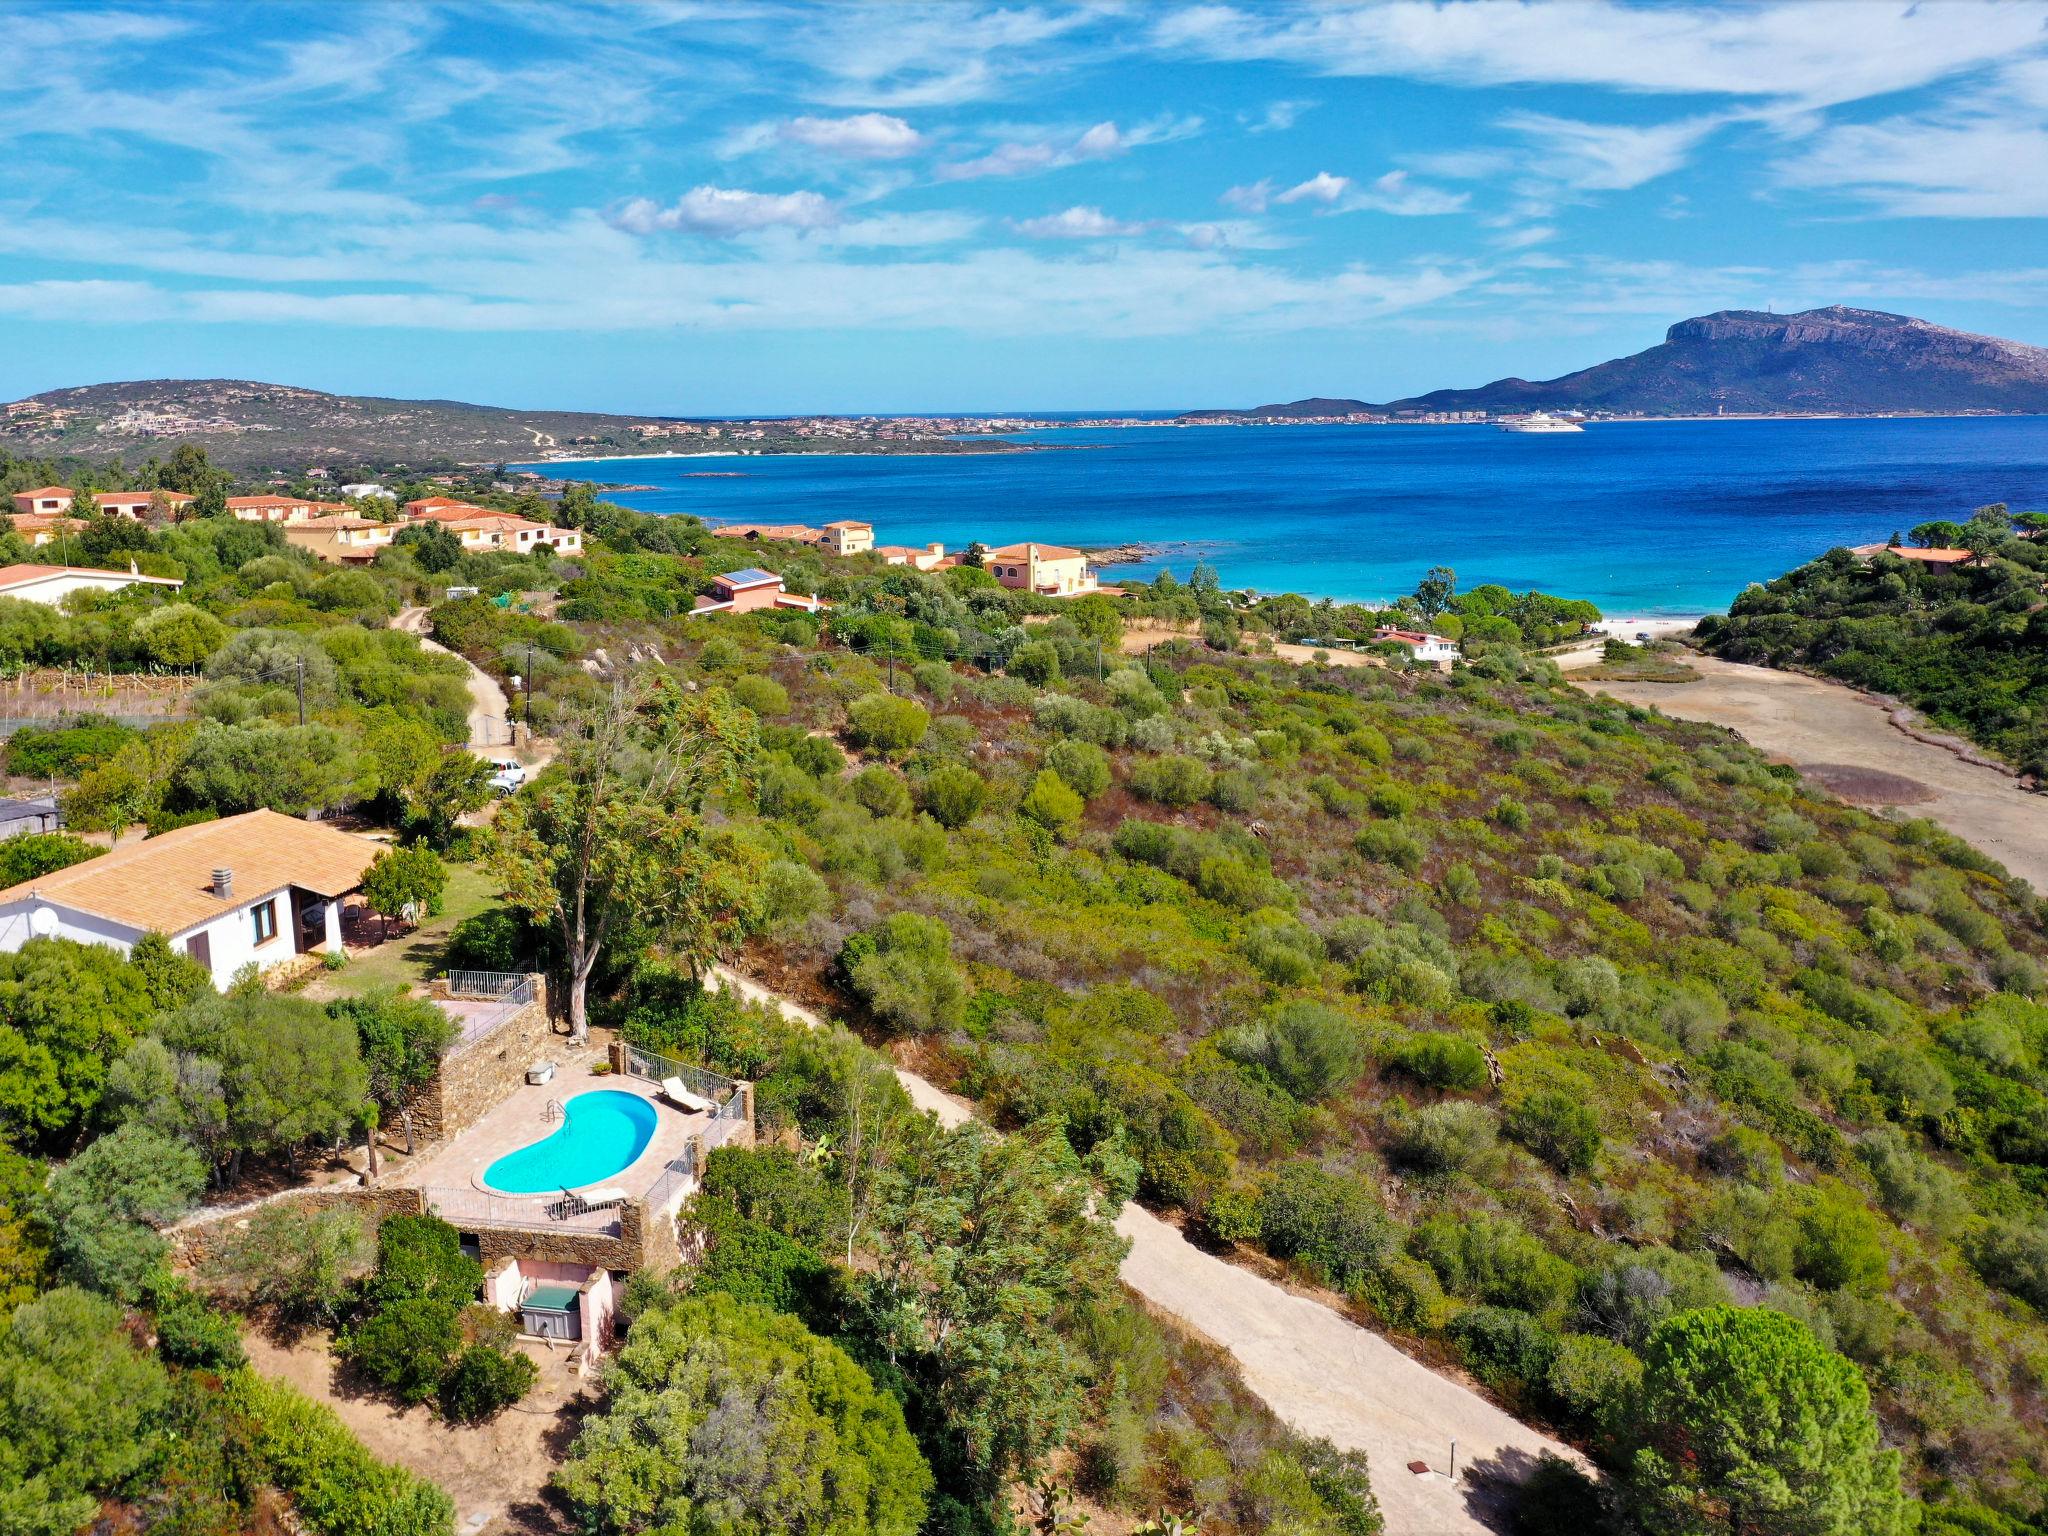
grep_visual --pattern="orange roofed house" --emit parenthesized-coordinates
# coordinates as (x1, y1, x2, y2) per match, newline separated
(9, 487, 74, 515)
(0, 808, 382, 989)
(690, 567, 828, 616)
(985, 542, 1101, 597)
(94, 490, 197, 519)
(402, 500, 583, 555)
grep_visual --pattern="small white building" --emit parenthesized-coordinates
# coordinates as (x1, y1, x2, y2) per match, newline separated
(0, 563, 184, 606)
(1374, 626, 1462, 666)
(0, 809, 383, 989)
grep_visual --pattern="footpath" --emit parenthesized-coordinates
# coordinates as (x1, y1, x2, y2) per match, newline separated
(707, 966, 1582, 1536)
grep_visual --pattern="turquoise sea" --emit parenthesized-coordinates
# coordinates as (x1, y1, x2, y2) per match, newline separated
(525, 416, 2048, 616)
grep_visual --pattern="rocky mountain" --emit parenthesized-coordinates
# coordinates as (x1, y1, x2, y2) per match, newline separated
(0, 378, 1010, 471)
(1192, 307, 2048, 419)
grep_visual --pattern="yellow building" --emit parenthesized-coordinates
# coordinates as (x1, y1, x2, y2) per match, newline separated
(818, 520, 873, 556)
(985, 542, 1098, 597)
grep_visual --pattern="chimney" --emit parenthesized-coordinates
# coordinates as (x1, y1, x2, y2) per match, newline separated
(211, 868, 233, 900)
(928, 542, 944, 555)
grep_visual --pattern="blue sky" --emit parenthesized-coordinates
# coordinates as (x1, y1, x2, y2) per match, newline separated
(4, 0, 2048, 413)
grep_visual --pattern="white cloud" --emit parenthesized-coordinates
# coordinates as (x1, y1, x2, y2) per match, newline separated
(1011, 205, 1149, 239)
(610, 186, 837, 237)
(1499, 112, 1726, 191)
(1277, 171, 1351, 206)
(1773, 71, 2048, 218)
(1221, 179, 1275, 213)
(1152, 1, 2048, 110)
(1273, 169, 1467, 215)
(937, 114, 1202, 180)
(1242, 98, 1314, 133)
(821, 211, 985, 246)
(778, 113, 925, 158)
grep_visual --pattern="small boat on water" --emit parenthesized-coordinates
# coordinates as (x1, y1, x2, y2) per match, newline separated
(1497, 411, 1585, 433)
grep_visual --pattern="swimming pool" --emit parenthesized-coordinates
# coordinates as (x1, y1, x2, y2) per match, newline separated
(483, 1090, 659, 1194)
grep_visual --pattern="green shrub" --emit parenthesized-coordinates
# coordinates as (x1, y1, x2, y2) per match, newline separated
(841, 913, 967, 1033)
(1020, 769, 1085, 835)
(1008, 640, 1061, 685)
(1544, 1332, 1642, 1434)
(228, 1372, 455, 1536)
(846, 693, 930, 756)
(1504, 1091, 1603, 1175)
(731, 674, 789, 717)
(148, 1274, 247, 1372)
(438, 1343, 538, 1423)
(1392, 1033, 1488, 1092)
(760, 859, 832, 931)
(1793, 1194, 1889, 1293)
(1389, 1101, 1498, 1174)
(1356, 822, 1428, 872)
(916, 764, 987, 828)
(1045, 739, 1111, 798)
(850, 765, 912, 819)
(1129, 754, 1212, 807)
(341, 1296, 462, 1404)
(1448, 1305, 1558, 1392)
(1411, 1212, 1577, 1316)
(442, 907, 531, 972)
(1257, 1162, 1397, 1290)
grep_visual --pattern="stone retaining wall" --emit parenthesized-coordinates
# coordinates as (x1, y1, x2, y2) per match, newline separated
(170, 1184, 427, 1269)
(409, 976, 559, 1143)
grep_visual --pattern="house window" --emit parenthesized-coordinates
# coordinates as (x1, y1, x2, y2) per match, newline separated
(251, 900, 278, 945)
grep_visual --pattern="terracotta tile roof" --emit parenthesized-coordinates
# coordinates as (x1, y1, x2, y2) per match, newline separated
(0, 809, 382, 935)
(14, 486, 70, 499)
(986, 541, 1086, 561)
(405, 500, 490, 521)
(442, 513, 551, 534)
(823, 520, 872, 530)
(226, 495, 310, 509)
(716, 567, 782, 590)
(711, 523, 823, 542)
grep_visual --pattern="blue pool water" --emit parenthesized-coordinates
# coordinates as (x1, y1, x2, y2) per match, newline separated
(483, 1090, 658, 1194)
(524, 415, 2048, 615)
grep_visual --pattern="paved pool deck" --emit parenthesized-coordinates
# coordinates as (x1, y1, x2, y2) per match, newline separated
(389, 1056, 711, 1210)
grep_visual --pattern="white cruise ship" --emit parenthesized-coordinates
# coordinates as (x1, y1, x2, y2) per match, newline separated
(1497, 411, 1585, 433)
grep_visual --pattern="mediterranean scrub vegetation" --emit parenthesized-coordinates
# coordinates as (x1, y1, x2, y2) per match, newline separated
(535, 532, 2048, 1536)
(1698, 503, 2048, 773)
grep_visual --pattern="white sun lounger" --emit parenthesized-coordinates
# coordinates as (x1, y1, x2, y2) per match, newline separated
(659, 1076, 717, 1114)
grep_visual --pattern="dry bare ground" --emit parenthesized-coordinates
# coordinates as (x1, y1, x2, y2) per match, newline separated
(1580, 653, 2048, 891)
(242, 1330, 592, 1535)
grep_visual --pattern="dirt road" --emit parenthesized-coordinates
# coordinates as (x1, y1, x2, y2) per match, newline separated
(395, 606, 516, 754)
(1580, 653, 2048, 890)
(708, 966, 1583, 1534)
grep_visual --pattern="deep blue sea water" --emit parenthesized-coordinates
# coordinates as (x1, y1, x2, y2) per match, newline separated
(522, 416, 2048, 615)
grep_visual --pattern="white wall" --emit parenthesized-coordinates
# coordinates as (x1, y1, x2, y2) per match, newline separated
(0, 884, 339, 990)
(0, 571, 178, 607)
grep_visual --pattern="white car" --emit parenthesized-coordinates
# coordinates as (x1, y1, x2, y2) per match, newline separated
(488, 759, 527, 795)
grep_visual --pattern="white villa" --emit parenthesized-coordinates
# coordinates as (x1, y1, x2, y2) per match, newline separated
(0, 563, 184, 605)
(0, 809, 383, 988)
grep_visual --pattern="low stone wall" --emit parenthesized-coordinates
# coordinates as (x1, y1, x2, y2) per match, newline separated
(170, 1184, 427, 1269)
(409, 977, 559, 1143)
(472, 1202, 652, 1272)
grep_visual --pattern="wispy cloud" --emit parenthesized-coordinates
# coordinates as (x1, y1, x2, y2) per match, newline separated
(610, 186, 837, 237)
(1151, 1, 2047, 110)
(1271, 169, 1468, 216)
(1499, 111, 1726, 192)
(731, 112, 927, 160)
(1011, 205, 1149, 239)
(936, 114, 1202, 180)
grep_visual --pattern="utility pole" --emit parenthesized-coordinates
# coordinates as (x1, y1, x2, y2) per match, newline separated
(1095, 639, 1103, 683)
(295, 656, 306, 727)
(887, 652, 896, 694)
(525, 640, 535, 724)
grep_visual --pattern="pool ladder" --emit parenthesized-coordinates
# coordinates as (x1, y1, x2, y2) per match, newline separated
(542, 1097, 564, 1124)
